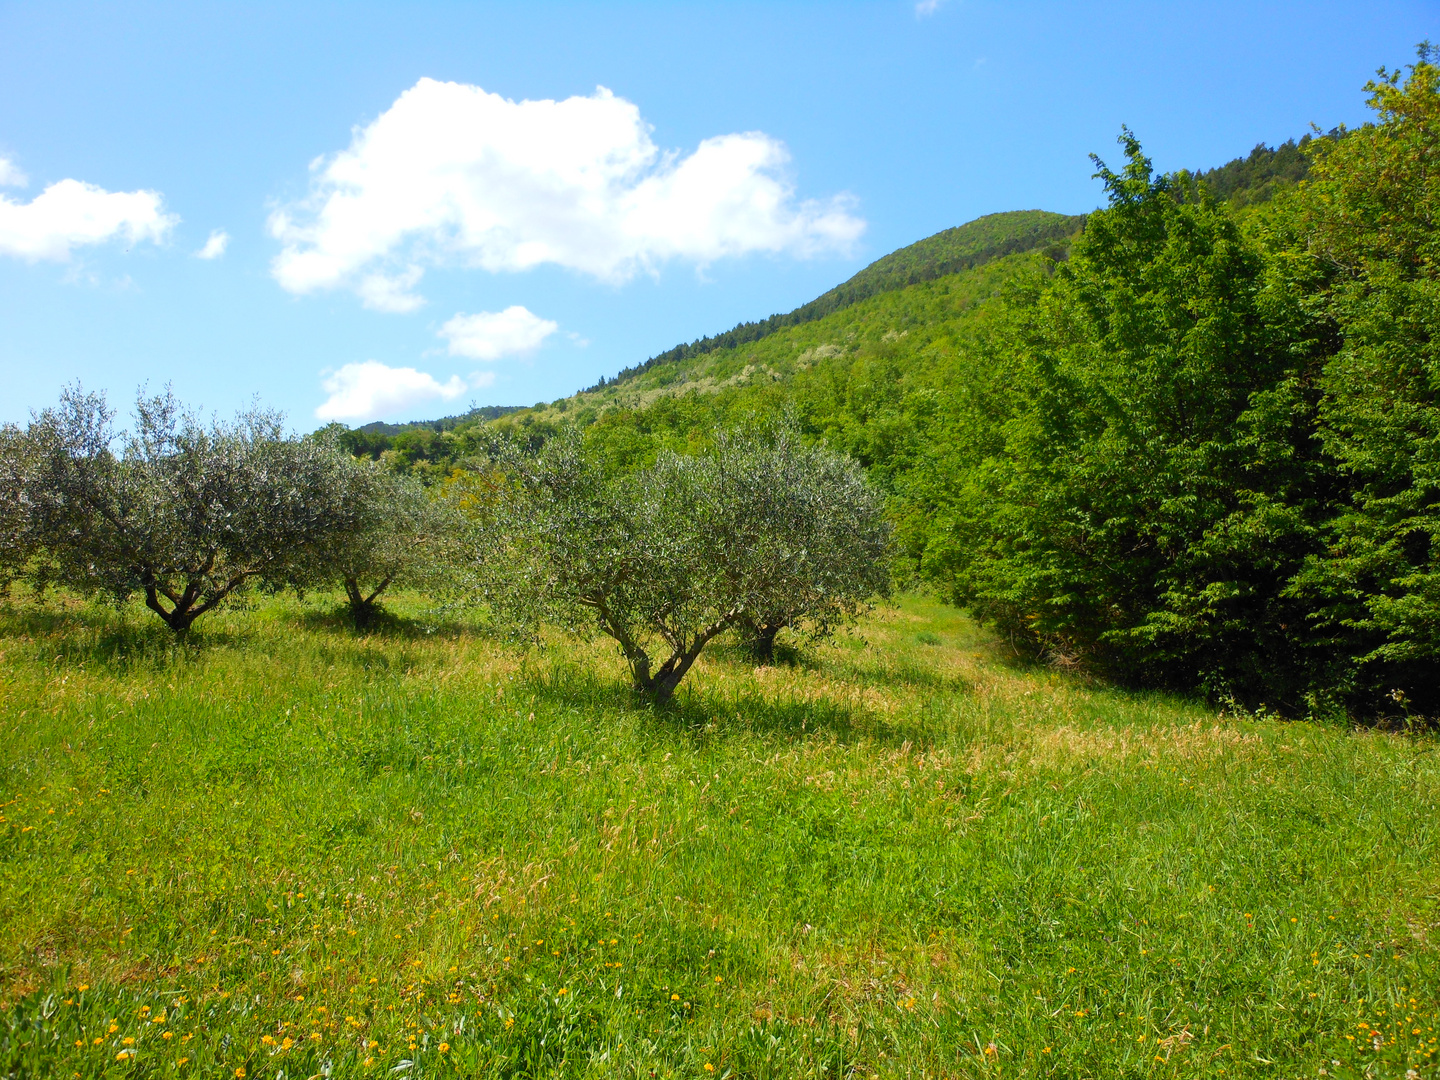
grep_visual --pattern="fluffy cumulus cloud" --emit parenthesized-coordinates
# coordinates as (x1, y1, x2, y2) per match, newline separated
(269, 79, 865, 310)
(439, 305, 558, 361)
(0, 158, 28, 187)
(0, 158, 176, 261)
(195, 229, 230, 259)
(314, 360, 469, 422)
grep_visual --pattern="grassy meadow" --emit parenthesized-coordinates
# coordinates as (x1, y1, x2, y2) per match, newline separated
(0, 593, 1437, 1078)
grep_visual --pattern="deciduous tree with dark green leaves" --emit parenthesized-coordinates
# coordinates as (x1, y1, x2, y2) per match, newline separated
(1286, 47, 1440, 712)
(939, 131, 1333, 706)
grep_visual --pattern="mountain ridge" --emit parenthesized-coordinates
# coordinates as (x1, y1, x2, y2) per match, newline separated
(348, 138, 1312, 442)
(587, 209, 1086, 391)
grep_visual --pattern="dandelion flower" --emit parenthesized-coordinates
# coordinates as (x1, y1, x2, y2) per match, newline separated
(439, 1043, 449, 1053)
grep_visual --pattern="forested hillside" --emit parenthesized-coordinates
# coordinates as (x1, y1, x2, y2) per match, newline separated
(339, 51, 1440, 722)
(1192, 135, 1315, 205)
(590, 208, 1086, 389)
(357, 133, 1321, 472)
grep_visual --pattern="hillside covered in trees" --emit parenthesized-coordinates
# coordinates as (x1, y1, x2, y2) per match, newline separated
(339, 51, 1439, 722)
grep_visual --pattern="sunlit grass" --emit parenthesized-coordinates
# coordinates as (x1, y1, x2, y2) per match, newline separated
(0, 592, 1436, 1077)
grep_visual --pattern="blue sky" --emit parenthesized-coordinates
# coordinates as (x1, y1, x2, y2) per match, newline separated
(0, 1, 1432, 428)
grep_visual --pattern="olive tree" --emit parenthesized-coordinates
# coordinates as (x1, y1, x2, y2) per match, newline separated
(293, 457, 462, 628)
(488, 427, 890, 704)
(0, 423, 38, 594)
(8, 386, 363, 633)
(718, 428, 894, 662)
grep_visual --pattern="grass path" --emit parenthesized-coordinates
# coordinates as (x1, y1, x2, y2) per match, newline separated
(0, 594, 1436, 1078)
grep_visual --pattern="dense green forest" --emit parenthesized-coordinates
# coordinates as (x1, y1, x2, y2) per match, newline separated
(1191, 135, 1316, 205)
(341, 50, 1440, 722)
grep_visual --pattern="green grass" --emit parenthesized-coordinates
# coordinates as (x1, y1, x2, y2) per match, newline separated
(0, 593, 1437, 1078)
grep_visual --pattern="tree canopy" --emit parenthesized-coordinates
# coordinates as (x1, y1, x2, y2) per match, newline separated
(484, 427, 890, 704)
(3, 387, 363, 632)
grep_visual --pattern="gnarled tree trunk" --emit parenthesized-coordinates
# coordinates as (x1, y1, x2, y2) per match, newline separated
(142, 569, 247, 634)
(344, 574, 393, 630)
(741, 617, 786, 664)
(596, 600, 740, 705)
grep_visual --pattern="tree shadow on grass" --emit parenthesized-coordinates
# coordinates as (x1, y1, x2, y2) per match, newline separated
(515, 657, 935, 749)
(832, 654, 973, 695)
(705, 637, 817, 671)
(293, 603, 478, 642)
(671, 685, 934, 748)
(706, 627, 974, 696)
(0, 600, 234, 670)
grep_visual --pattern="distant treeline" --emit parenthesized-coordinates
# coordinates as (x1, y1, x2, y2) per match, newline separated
(584, 140, 1321, 395)
(1192, 135, 1319, 206)
(332, 404, 522, 464)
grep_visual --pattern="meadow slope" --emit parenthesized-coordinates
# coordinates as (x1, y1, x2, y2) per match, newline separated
(0, 595, 1437, 1078)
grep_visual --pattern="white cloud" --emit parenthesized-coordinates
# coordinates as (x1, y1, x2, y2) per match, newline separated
(440, 305, 558, 361)
(269, 78, 864, 308)
(0, 172, 175, 261)
(314, 360, 467, 422)
(356, 266, 424, 313)
(0, 158, 27, 187)
(195, 229, 230, 259)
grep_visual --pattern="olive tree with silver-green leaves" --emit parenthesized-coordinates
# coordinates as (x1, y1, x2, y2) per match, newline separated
(292, 456, 464, 629)
(486, 427, 890, 704)
(717, 425, 894, 663)
(0, 422, 39, 595)
(6, 386, 365, 633)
